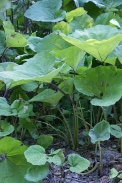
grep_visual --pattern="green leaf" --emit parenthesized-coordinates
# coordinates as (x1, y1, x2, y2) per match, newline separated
(114, 45, 122, 64)
(25, 164, 49, 182)
(48, 149, 65, 165)
(74, 66, 122, 106)
(68, 154, 90, 173)
(3, 21, 27, 47)
(53, 21, 71, 35)
(81, 0, 105, 8)
(24, 0, 66, 22)
(29, 89, 63, 105)
(0, 137, 30, 183)
(0, 52, 62, 88)
(118, 173, 122, 179)
(89, 120, 110, 144)
(37, 135, 53, 149)
(54, 46, 85, 69)
(35, 32, 71, 53)
(0, 31, 6, 55)
(95, 12, 122, 28)
(0, 97, 12, 116)
(28, 36, 42, 52)
(110, 125, 122, 138)
(0, 121, 14, 137)
(21, 82, 38, 92)
(0, 0, 11, 13)
(110, 168, 118, 179)
(24, 145, 47, 165)
(11, 99, 34, 118)
(66, 7, 87, 22)
(60, 25, 122, 61)
(69, 14, 94, 32)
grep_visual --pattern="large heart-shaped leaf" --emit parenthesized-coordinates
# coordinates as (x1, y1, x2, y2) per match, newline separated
(89, 120, 110, 144)
(0, 137, 30, 183)
(74, 66, 122, 106)
(68, 154, 90, 173)
(0, 52, 62, 88)
(60, 25, 122, 61)
(24, 0, 66, 22)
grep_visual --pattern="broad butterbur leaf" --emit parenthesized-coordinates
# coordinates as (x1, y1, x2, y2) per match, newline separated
(24, 0, 66, 22)
(24, 145, 47, 165)
(89, 120, 110, 144)
(0, 52, 62, 88)
(68, 154, 90, 173)
(74, 66, 122, 106)
(60, 25, 122, 61)
(0, 137, 30, 183)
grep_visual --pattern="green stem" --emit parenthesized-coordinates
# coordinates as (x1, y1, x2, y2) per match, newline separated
(57, 107, 75, 150)
(73, 106, 79, 150)
(81, 163, 98, 176)
(98, 141, 103, 176)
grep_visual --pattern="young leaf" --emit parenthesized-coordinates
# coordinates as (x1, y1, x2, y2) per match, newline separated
(48, 149, 65, 165)
(68, 154, 90, 173)
(24, 0, 66, 22)
(24, 145, 47, 165)
(110, 168, 118, 179)
(89, 120, 110, 144)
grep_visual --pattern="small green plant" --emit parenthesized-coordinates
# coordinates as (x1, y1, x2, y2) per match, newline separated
(89, 120, 111, 175)
(110, 168, 122, 183)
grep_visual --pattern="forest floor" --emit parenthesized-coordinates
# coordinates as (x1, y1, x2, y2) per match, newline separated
(43, 137, 122, 183)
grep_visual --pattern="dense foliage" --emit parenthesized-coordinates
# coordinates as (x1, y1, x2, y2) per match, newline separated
(0, 0, 122, 182)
